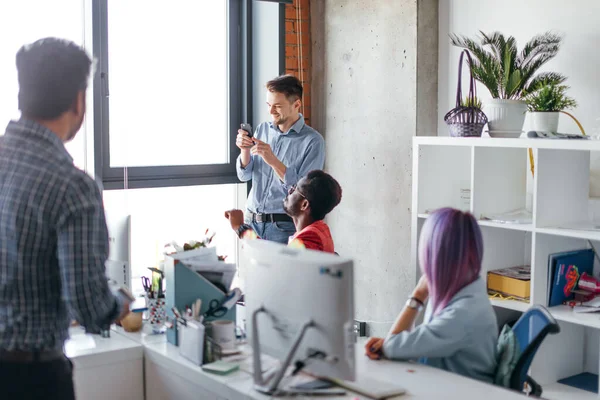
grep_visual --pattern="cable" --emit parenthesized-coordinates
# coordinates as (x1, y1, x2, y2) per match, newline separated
(291, 350, 327, 376)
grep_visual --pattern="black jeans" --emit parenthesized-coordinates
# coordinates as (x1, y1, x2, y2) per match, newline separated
(0, 357, 75, 400)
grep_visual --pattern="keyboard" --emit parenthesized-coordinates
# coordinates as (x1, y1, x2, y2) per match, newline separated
(329, 377, 406, 399)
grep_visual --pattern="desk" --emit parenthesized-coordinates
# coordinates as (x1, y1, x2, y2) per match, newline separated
(142, 340, 527, 400)
(69, 325, 526, 399)
(64, 327, 144, 400)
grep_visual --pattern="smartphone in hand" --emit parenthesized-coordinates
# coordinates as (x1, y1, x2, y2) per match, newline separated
(240, 123, 253, 138)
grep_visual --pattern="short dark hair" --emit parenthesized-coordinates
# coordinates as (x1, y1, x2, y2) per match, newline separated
(266, 74, 303, 102)
(302, 170, 342, 221)
(16, 37, 92, 120)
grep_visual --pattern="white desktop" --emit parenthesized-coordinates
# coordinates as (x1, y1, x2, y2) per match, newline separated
(242, 239, 356, 395)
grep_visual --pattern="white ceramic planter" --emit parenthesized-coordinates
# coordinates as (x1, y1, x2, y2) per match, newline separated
(530, 111, 559, 133)
(483, 99, 528, 137)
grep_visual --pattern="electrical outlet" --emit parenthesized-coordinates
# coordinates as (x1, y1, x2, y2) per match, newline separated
(353, 320, 366, 337)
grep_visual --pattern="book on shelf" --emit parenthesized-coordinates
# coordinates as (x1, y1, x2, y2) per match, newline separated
(547, 249, 595, 307)
(487, 265, 530, 300)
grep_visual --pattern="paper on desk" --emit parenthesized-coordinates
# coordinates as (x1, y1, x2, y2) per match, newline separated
(169, 246, 218, 262)
(191, 262, 236, 292)
(168, 247, 236, 291)
(238, 353, 280, 374)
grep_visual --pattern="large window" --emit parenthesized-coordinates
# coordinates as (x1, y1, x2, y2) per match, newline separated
(0, 0, 88, 170)
(94, 0, 246, 189)
(103, 183, 242, 295)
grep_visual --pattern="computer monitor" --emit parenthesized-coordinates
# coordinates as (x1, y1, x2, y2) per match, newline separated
(104, 212, 132, 290)
(242, 239, 355, 395)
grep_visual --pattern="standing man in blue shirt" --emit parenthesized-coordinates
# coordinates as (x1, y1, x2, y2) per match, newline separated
(236, 75, 325, 243)
(0, 38, 129, 399)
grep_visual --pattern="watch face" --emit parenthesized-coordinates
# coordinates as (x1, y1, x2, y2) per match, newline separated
(406, 298, 421, 310)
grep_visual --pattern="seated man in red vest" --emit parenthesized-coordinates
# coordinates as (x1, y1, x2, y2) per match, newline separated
(225, 170, 342, 253)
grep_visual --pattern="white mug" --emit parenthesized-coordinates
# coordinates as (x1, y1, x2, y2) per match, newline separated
(211, 320, 235, 350)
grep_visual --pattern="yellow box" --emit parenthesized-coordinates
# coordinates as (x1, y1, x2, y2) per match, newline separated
(487, 265, 530, 299)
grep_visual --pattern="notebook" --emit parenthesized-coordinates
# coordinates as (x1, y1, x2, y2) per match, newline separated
(201, 360, 239, 375)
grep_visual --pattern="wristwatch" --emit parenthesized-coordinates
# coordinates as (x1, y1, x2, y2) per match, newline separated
(405, 297, 424, 312)
(236, 223, 253, 239)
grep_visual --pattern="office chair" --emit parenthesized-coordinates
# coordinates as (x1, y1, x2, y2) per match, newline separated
(509, 305, 560, 397)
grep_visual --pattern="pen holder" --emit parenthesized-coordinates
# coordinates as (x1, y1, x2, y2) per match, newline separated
(147, 296, 166, 334)
(179, 320, 205, 366)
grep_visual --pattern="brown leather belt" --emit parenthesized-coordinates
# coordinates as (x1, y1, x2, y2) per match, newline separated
(0, 349, 65, 363)
(248, 212, 292, 223)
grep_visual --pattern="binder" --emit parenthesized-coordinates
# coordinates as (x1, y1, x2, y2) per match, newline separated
(164, 255, 236, 346)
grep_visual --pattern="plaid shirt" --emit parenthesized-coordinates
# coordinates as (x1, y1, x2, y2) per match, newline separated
(0, 119, 121, 351)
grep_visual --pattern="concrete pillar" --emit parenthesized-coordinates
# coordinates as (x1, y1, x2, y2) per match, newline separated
(311, 0, 438, 335)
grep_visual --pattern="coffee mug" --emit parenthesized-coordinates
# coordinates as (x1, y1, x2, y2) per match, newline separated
(211, 320, 235, 350)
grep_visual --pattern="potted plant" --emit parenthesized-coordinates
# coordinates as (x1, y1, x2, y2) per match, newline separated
(450, 31, 565, 137)
(526, 84, 577, 132)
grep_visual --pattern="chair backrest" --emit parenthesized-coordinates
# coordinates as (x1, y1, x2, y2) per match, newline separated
(509, 305, 560, 391)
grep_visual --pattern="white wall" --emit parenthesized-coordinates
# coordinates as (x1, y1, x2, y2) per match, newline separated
(438, 0, 600, 194)
(438, 0, 600, 137)
(252, 1, 281, 126)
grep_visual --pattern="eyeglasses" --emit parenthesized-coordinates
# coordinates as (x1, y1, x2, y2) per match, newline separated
(288, 184, 307, 199)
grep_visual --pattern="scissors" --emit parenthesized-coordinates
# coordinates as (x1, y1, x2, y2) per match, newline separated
(204, 299, 227, 318)
(141, 276, 152, 294)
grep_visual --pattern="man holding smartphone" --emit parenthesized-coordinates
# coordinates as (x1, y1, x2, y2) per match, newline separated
(236, 75, 325, 244)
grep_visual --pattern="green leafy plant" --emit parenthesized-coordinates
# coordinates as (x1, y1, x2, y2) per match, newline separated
(461, 95, 482, 109)
(526, 84, 577, 112)
(450, 31, 566, 99)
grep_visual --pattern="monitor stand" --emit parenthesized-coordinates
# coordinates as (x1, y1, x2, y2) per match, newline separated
(251, 306, 335, 396)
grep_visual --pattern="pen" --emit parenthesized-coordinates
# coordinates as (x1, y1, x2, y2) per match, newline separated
(172, 306, 182, 320)
(193, 299, 202, 321)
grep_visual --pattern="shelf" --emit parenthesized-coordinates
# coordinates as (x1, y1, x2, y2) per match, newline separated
(489, 298, 529, 312)
(548, 305, 600, 329)
(536, 226, 600, 242)
(543, 382, 598, 400)
(419, 215, 534, 233)
(414, 136, 600, 151)
(413, 139, 600, 394)
(478, 220, 533, 232)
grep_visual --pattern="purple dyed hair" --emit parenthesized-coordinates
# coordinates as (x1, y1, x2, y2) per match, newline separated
(418, 208, 483, 316)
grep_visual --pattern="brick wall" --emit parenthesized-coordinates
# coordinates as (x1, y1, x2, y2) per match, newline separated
(284, 0, 312, 125)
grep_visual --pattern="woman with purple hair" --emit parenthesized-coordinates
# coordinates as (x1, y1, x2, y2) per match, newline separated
(365, 208, 498, 383)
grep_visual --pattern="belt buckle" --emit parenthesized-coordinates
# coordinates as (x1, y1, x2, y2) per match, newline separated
(254, 213, 264, 223)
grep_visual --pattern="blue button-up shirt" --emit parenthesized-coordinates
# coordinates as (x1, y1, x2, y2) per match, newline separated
(383, 278, 498, 383)
(236, 115, 325, 214)
(0, 119, 121, 351)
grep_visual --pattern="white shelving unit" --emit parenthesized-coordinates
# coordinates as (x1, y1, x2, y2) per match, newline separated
(411, 137, 600, 400)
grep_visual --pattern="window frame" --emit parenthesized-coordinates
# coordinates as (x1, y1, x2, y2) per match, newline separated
(92, 0, 251, 190)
